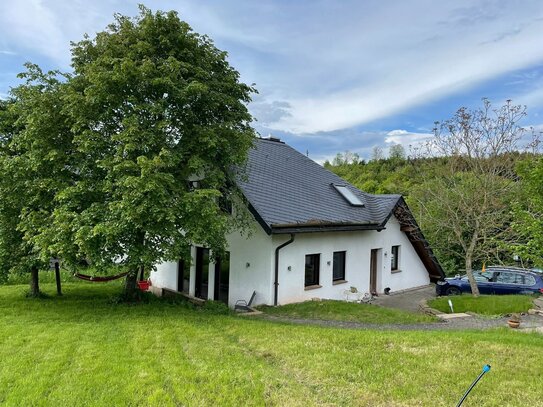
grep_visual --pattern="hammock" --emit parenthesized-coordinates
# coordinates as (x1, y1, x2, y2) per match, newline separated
(74, 271, 129, 282)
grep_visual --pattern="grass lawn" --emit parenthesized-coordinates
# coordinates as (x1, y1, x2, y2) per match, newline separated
(257, 299, 437, 324)
(429, 295, 536, 316)
(0, 282, 542, 406)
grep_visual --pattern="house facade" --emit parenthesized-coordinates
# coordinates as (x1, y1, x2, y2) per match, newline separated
(150, 137, 444, 307)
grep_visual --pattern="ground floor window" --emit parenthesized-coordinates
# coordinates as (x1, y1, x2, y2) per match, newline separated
(391, 245, 400, 271)
(333, 251, 346, 281)
(305, 254, 320, 286)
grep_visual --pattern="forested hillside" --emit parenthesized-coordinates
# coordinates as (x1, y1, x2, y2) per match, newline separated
(325, 150, 541, 275)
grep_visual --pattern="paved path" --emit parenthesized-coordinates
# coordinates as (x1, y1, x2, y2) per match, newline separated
(371, 284, 436, 313)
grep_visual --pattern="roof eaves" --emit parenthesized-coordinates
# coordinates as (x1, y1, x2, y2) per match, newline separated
(270, 222, 383, 234)
(247, 202, 272, 235)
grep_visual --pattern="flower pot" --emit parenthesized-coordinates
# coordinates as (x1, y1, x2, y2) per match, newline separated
(137, 281, 150, 291)
(507, 320, 520, 329)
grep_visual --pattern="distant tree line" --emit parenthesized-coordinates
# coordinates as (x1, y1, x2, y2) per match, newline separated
(326, 99, 543, 295)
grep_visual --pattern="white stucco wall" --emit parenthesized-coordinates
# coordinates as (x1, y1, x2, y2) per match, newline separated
(378, 217, 430, 292)
(274, 215, 430, 305)
(150, 214, 430, 307)
(150, 261, 178, 291)
(226, 221, 274, 308)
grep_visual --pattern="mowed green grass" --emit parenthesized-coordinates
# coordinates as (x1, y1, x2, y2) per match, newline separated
(1, 283, 542, 406)
(429, 295, 536, 315)
(258, 299, 437, 324)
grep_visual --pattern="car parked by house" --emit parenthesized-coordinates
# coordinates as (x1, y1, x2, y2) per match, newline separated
(436, 266, 543, 296)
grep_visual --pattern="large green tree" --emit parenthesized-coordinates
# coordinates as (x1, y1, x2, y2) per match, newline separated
(0, 66, 73, 295)
(35, 7, 256, 297)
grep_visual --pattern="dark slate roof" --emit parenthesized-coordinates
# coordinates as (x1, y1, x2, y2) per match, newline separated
(236, 138, 401, 234)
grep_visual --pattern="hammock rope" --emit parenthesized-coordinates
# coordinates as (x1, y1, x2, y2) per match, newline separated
(74, 272, 129, 282)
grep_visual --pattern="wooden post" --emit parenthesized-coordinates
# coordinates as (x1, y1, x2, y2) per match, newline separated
(55, 261, 62, 296)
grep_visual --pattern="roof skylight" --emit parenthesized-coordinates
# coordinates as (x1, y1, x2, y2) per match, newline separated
(333, 184, 364, 207)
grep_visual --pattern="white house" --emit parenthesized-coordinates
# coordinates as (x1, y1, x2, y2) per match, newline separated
(150, 137, 444, 307)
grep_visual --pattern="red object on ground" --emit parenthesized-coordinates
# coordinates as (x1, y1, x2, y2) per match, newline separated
(137, 280, 151, 291)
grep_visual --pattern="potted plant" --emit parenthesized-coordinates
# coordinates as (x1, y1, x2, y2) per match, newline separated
(507, 313, 521, 328)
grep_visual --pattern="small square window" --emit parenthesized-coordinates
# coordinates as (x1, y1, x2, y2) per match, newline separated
(391, 245, 400, 271)
(333, 251, 346, 281)
(305, 254, 320, 286)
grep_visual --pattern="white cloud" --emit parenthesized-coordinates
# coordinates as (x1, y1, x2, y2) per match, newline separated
(1, 0, 543, 141)
(516, 84, 543, 108)
(0, 0, 124, 68)
(385, 129, 433, 146)
(0, 1, 69, 65)
(264, 2, 543, 133)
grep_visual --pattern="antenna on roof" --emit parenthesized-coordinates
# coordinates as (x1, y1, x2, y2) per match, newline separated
(306, 150, 309, 157)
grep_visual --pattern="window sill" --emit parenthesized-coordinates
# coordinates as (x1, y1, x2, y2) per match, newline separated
(304, 284, 322, 291)
(333, 279, 348, 285)
(391, 269, 402, 274)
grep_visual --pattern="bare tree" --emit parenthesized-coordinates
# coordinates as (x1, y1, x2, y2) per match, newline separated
(371, 146, 384, 161)
(412, 99, 526, 296)
(389, 143, 406, 160)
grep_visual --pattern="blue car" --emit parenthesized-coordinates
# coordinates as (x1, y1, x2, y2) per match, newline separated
(436, 267, 543, 296)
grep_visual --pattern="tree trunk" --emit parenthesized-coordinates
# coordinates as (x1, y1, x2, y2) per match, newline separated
(123, 231, 145, 301)
(55, 261, 62, 296)
(465, 256, 480, 297)
(124, 269, 139, 300)
(29, 266, 40, 297)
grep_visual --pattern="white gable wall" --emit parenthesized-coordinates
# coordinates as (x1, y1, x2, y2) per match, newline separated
(150, 214, 431, 307)
(373, 216, 430, 292)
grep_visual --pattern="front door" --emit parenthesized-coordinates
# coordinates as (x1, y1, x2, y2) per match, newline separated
(370, 249, 379, 295)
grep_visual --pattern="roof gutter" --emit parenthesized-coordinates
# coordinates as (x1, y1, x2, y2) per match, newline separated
(274, 233, 295, 306)
(270, 224, 382, 234)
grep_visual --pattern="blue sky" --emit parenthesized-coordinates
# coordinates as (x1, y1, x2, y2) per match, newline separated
(1, 1, 543, 162)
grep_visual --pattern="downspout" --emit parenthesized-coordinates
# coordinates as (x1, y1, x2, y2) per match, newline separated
(274, 233, 295, 306)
